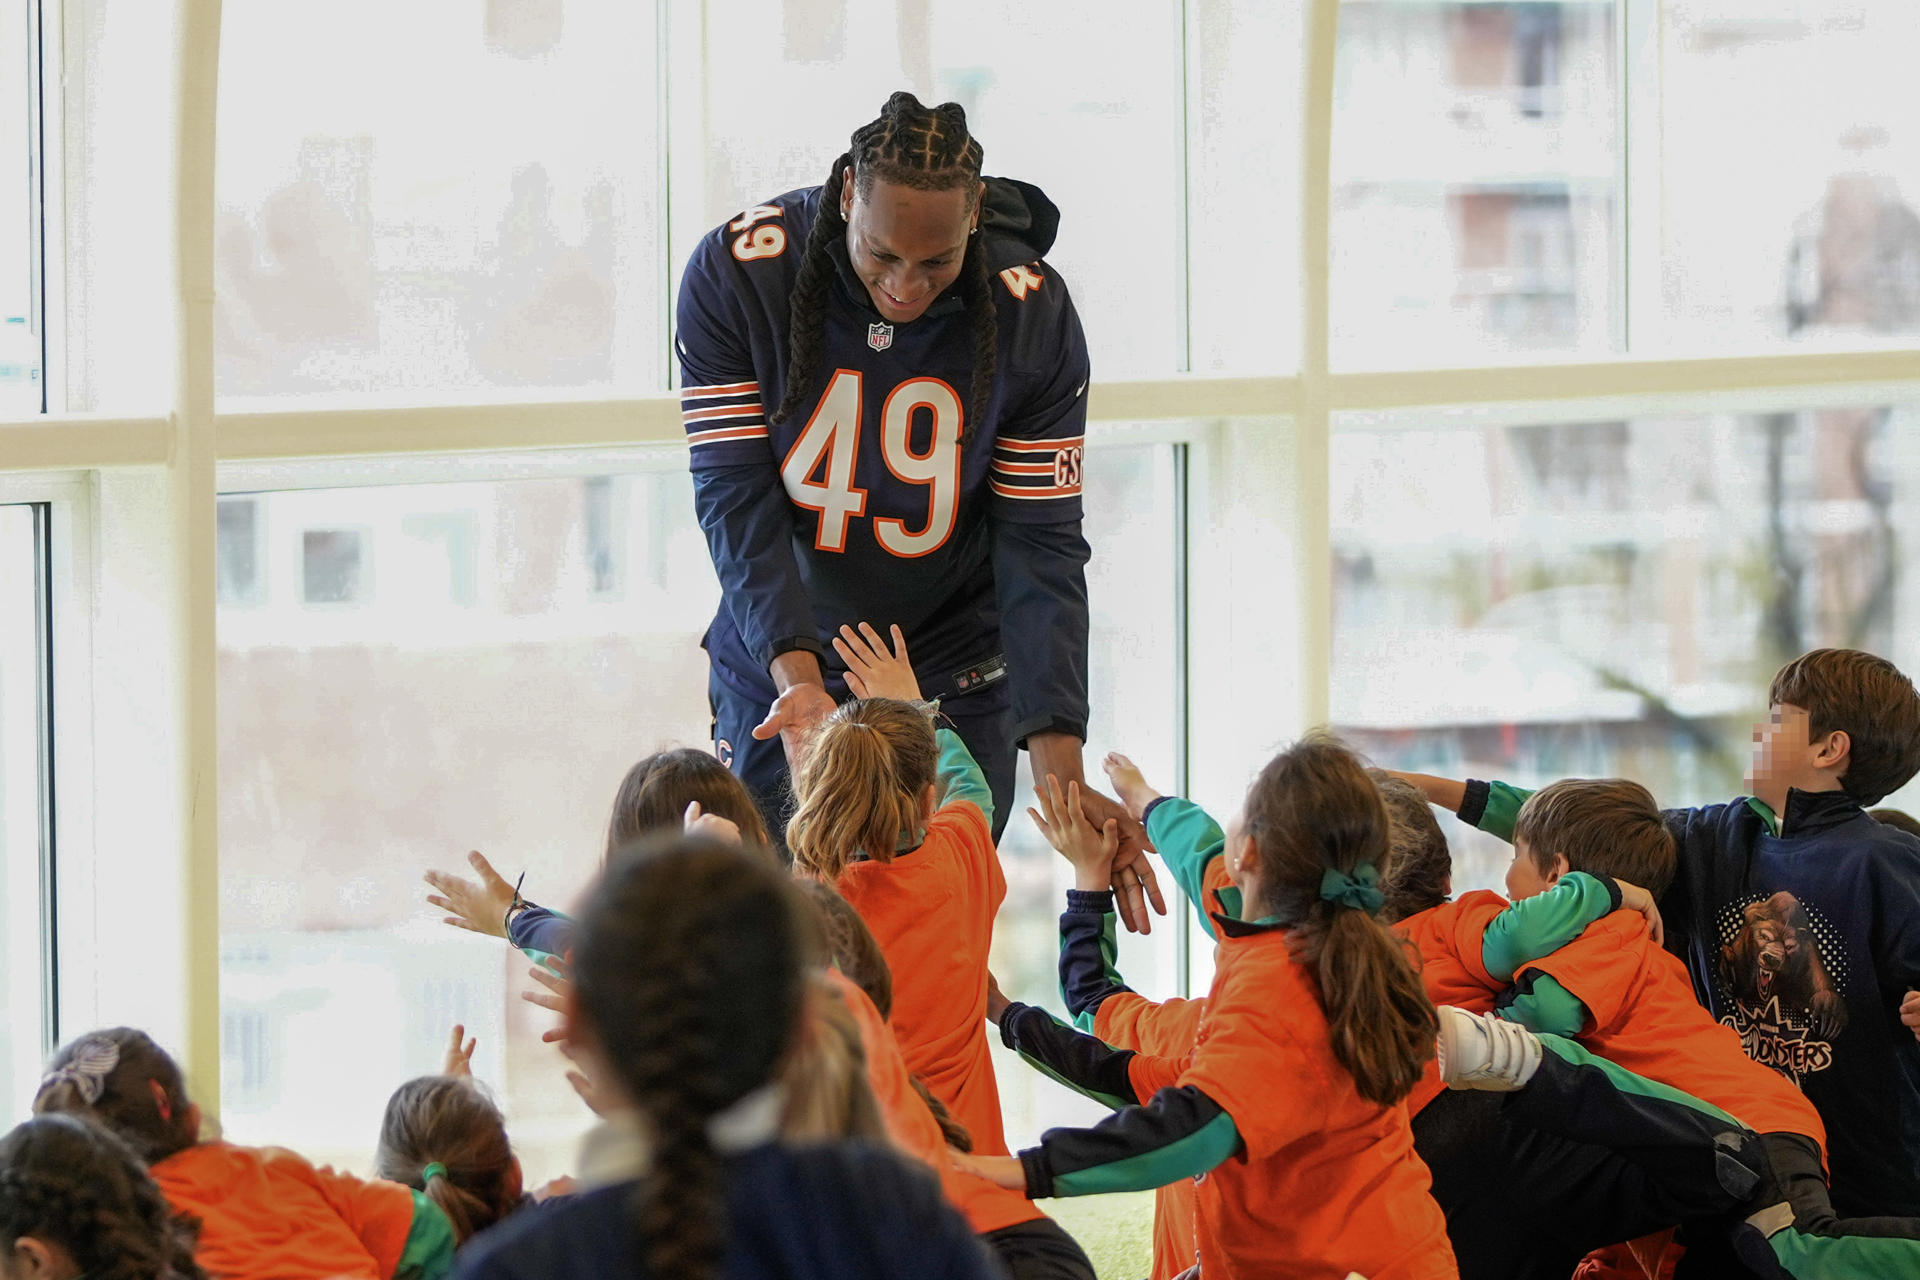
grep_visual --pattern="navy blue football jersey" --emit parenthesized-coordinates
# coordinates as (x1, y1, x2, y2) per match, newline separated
(676, 179, 1091, 742)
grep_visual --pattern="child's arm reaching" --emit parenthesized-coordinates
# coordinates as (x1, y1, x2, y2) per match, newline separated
(1026, 775, 1136, 1025)
(1385, 770, 1534, 841)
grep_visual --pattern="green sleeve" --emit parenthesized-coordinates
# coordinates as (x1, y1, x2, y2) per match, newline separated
(1481, 871, 1621, 982)
(1460, 779, 1535, 843)
(392, 1191, 456, 1280)
(1496, 972, 1590, 1039)
(1144, 797, 1228, 941)
(934, 728, 994, 830)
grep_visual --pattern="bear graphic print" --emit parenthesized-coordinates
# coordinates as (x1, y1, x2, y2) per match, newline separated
(1715, 890, 1851, 1083)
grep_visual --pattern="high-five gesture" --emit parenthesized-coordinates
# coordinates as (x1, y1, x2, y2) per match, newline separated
(1029, 774, 1120, 893)
(833, 622, 924, 702)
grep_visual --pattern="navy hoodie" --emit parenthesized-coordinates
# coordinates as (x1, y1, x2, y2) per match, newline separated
(451, 1142, 1000, 1280)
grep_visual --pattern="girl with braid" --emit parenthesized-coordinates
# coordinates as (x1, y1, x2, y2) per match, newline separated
(0, 1113, 205, 1280)
(449, 835, 998, 1280)
(678, 89, 1164, 933)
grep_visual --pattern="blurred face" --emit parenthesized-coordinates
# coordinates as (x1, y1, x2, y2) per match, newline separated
(1747, 703, 1821, 814)
(1504, 837, 1562, 902)
(840, 170, 979, 324)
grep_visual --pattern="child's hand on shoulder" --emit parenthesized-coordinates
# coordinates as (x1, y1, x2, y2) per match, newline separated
(1029, 774, 1119, 892)
(1614, 880, 1665, 946)
(833, 622, 923, 702)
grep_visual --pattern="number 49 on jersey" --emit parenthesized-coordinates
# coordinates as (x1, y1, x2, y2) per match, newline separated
(780, 371, 963, 558)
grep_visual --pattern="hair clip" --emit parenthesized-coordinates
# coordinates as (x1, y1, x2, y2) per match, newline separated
(39, 1037, 122, 1106)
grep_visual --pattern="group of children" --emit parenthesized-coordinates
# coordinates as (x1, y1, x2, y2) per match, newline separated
(4, 635, 1920, 1280)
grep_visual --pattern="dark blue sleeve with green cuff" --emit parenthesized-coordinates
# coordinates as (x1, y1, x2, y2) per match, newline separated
(1458, 778, 1534, 843)
(1057, 888, 1132, 1028)
(1016, 1087, 1242, 1199)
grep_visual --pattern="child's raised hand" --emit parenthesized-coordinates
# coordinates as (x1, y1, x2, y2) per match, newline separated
(833, 622, 923, 702)
(1614, 880, 1666, 947)
(442, 1024, 477, 1078)
(524, 956, 572, 1043)
(425, 851, 518, 939)
(1102, 752, 1164, 823)
(1029, 774, 1119, 892)
(1902, 990, 1920, 1043)
(684, 801, 742, 846)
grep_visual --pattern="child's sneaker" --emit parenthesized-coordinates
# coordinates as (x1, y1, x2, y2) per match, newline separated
(1436, 1006, 1543, 1091)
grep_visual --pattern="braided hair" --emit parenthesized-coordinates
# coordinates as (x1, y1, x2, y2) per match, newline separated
(573, 835, 807, 1280)
(0, 1112, 206, 1280)
(772, 91, 996, 439)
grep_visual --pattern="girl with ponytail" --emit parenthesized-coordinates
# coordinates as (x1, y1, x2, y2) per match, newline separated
(375, 1055, 528, 1246)
(966, 734, 1459, 1280)
(786, 623, 1015, 1162)
(448, 835, 997, 1280)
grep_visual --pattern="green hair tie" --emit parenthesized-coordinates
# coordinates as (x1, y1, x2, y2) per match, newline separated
(420, 1162, 449, 1185)
(1319, 863, 1384, 914)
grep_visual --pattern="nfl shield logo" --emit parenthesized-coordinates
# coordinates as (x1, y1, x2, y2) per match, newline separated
(867, 322, 894, 351)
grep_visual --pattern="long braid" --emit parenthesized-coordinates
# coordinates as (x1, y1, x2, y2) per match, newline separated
(575, 837, 805, 1280)
(773, 92, 993, 433)
(958, 233, 997, 442)
(772, 151, 854, 427)
(629, 953, 725, 1280)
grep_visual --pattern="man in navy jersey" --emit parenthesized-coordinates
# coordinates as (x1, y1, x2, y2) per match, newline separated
(675, 92, 1162, 934)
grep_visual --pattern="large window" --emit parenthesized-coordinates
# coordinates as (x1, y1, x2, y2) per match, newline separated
(1331, 400, 1920, 888)
(1333, 0, 1620, 364)
(216, 442, 1181, 1181)
(216, 461, 714, 1175)
(1656, 2, 1920, 351)
(0, 505, 50, 1116)
(215, 0, 666, 400)
(14, 7, 1920, 1279)
(1, 1, 45, 414)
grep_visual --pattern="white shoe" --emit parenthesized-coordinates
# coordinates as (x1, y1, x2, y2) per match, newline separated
(1435, 1006, 1542, 1091)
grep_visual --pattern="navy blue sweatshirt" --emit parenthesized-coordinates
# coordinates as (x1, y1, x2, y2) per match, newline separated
(1462, 779, 1920, 1217)
(451, 1142, 999, 1280)
(676, 179, 1091, 742)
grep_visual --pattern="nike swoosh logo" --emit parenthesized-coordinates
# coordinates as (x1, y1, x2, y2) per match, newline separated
(1075, 380, 1087, 397)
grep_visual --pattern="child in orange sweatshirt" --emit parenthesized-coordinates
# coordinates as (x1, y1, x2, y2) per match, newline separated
(970, 735, 1457, 1280)
(785, 623, 1011, 1158)
(34, 1027, 454, 1280)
